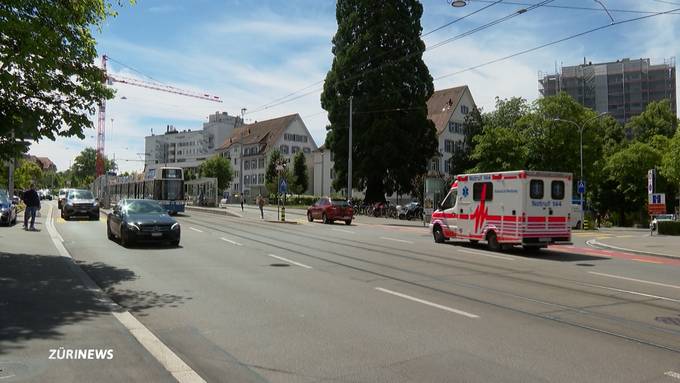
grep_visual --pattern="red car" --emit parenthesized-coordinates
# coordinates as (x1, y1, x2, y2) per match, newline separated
(307, 198, 353, 225)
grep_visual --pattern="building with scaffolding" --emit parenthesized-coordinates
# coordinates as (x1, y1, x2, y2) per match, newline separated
(539, 57, 676, 124)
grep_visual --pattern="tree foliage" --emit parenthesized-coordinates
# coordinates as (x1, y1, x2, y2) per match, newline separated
(662, 130, 680, 187)
(291, 152, 308, 195)
(0, 1, 133, 162)
(321, 0, 437, 202)
(265, 149, 291, 196)
(14, 160, 44, 189)
(71, 147, 116, 183)
(626, 99, 678, 142)
(198, 155, 233, 190)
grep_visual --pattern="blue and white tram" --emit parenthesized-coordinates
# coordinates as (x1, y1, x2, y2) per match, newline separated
(93, 167, 185, 214)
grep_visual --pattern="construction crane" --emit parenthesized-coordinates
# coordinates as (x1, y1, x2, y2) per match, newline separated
(96, 55, 223, 176)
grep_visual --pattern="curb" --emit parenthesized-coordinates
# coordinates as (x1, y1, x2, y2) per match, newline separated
(587, 239, 680, 260)
(265, 220, 300, 225)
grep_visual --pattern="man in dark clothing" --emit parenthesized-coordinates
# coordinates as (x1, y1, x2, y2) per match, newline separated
(21, 183, 41, 230)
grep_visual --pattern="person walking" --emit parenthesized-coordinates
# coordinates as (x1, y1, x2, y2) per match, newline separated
(257, 194, 265, 219)
(22, 183, 41, 231)
(240, 195, 245, 212)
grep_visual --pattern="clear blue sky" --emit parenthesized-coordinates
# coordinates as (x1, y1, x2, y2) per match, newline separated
(31, 0, 680, 171)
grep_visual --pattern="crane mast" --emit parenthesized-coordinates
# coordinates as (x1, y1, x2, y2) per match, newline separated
(95, 55, 222, 177)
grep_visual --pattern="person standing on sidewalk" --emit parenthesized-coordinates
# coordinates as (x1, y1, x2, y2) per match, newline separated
(21, 183, 40, 231)
(256, 194, 265, 219)
(240, 195, 245, 212)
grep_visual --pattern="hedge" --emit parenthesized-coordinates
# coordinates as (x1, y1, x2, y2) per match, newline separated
(658, 221, 680, 236)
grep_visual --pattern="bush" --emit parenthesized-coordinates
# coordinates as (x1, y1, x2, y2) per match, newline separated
(658, 221, 680, 235)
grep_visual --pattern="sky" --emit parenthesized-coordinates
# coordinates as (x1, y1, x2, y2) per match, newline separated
(29, 0, 680, 172)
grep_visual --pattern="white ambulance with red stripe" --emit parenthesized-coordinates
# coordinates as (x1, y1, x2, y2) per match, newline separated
(431, 170, 573, 251)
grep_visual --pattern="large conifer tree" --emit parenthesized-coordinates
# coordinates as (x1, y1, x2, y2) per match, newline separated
(321, 0, 437, 202)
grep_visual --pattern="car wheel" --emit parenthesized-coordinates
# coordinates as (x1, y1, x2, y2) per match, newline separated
(120, 227, 132, 247)
(322, 213, 329, 224)
(307, 212, 313, 222)
(433, 225, 446, 243)
(345, 219, 352, 225)
(107, 221, 115, 240)
(486, 232, 501, 252)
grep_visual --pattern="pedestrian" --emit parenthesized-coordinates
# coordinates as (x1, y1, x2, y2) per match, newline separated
(257, 194, 265, 219)
(240, 195, 245, 212)
(22, 183, 40, 231)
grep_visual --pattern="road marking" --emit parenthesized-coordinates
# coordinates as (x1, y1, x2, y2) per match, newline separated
(45, 205, 206, 383)
(615, 235, 635, 238)
(588, 272, 680, 290)
(220, 237, 242, 246)
(380, 237, 414, 244)
(580, 283, 680, 303)
(632, 258, 664, 264)
(189, 227, 203, 233)
(458, 248, 515, 261)
(375, 287, 478, 318)
(331, 228, 355, 234)
(267, 254, 312, 269)
(666, 371, 680, 380)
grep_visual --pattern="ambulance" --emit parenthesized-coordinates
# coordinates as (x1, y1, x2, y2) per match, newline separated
(430, 170, 573, 251)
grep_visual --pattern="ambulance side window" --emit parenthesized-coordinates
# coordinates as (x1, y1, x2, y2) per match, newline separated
(530, 180, 544, 199)
(551, 181, 565, 200)
(472, 182, 493, 201)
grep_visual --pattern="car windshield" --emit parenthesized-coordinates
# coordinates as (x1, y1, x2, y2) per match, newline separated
(656, 215, 675, 220)
(123, 200, 167, 215)
(68, 190, 93, 199)
(0, 195, 9, 204)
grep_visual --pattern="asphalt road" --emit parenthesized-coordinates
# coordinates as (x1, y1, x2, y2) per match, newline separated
(45, 202, 680, 382)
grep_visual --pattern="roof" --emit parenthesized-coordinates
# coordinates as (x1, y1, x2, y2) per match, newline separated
(217, 114, 299, 152)
(36, 157, 56, 170)
(426, 85, 469, 135)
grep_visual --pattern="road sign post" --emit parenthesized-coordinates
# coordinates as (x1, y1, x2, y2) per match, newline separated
(278, 178, 288, 222)
(577, 180, 586, 212)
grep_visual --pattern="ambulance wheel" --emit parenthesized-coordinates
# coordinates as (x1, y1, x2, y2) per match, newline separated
(433, 226, 446, 243)
(486, 232, 501, 251)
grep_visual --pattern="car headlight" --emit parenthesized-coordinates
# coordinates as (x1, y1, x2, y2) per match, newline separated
(127, 222, 140, 231)
(93, 201, 99, 207)
(171, 222, 180, 230)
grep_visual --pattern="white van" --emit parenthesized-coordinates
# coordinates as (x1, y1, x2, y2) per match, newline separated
(431, 170, 573, 251)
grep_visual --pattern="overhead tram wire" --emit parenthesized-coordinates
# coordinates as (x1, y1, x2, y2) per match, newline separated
(434, 6, 680, 81)
(246, 0, 509, 116)
(473, 0, 680, 15)
(247, 0, 553, 115)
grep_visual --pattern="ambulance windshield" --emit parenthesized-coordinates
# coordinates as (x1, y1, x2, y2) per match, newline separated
(440, 189, 457, 210)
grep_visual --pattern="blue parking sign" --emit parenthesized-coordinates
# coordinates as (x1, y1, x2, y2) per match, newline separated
(577, 181, 585, 194)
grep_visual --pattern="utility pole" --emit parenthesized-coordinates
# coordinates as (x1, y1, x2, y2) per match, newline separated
(348, 96, 353, 200)
(8, 129, 15, 198)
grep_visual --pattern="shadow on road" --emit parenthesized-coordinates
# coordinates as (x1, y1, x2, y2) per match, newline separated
(0, 252, 189, 355)
(450, 243, 610, 262)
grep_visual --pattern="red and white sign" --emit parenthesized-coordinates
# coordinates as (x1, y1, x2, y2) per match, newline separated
(648, 193, 666, 215)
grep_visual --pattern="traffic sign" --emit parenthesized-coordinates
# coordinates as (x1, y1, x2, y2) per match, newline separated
(577, 181, 585, 195)
(279, 179, 288, 194)
(648, 193, 666, 215)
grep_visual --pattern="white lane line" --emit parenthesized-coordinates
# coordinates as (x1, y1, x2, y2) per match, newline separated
(458, 248, 515, 261)
(580, 282, 680, 304)
(588, 272, 680, 290)
(220, 237, 243, 246)
(380, 237, 414, 244)
(189, 227, 203, 233)
(45, 206, 206, 383)
(267, 254, 312, 269)
(375, 287, 478, 318)
(666, 371, 680, 380)
(331, 228, 355, 234)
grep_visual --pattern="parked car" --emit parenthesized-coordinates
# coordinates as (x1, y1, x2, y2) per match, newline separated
(307, 197, 354, 225)
(398, 201, 423, 220)
(61, 189, 99, 220)
(107, 199, 181, 247)
(650, 214, 676, 231)
(58, 188, 73, 209)
(570, 204, 584, 229)
(0, 192, 18, 226)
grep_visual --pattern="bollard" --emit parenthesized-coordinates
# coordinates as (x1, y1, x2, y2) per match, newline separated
(281, 206, 286, 222)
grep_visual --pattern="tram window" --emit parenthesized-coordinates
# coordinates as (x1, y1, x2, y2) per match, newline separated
(162, 168, 182, 179)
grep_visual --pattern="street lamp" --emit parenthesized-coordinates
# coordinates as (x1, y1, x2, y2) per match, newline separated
(450, 0, 467, 7)
(552, 112, 608, 215)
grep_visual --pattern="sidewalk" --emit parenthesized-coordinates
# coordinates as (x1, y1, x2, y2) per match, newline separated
(0, 206, 172, 381)
(590, 232, 680, 259)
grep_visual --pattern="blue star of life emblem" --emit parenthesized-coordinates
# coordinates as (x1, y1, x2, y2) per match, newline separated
(462, 186, 469, 198)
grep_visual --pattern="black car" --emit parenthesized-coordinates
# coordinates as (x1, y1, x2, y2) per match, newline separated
(0, 192, 18, 226)
(61, 189, 100, 220)
(107, 199, 181, 247)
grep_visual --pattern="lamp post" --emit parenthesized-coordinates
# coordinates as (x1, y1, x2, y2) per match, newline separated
(553, 112, 607, 214)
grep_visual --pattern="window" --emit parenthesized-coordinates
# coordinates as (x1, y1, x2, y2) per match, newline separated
(244, 175, 250, 185)
(303, 147, 311, 154)
(251, 160, 257, 169)
(530, 180, 544, 199)
(444, 140, 453, 153)
(292, 146, 300, 153)
(473, 182, 493, 201)
(244, 160, 250, 170)
(551, 180, 565, 200)
(444, 159, 450, 173)
(259, 158, 265, 168)
(461, 105, 469, 115)
(258, 174, 264, 184)
(280, 145, 289, 154)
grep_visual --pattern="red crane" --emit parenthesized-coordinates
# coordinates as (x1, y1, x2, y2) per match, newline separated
(96, 55, 223, 176)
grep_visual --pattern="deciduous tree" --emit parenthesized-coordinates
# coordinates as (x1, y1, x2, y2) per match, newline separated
(198, 155, 233, 190)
